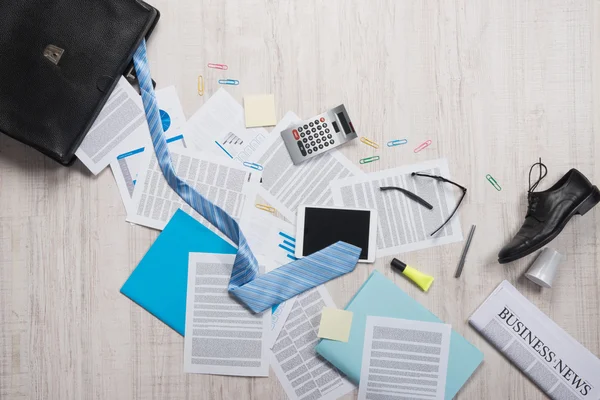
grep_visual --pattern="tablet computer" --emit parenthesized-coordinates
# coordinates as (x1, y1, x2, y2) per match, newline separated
(295, 206, 378, 263)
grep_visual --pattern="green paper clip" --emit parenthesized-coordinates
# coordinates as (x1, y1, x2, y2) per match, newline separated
(359, 156, 380, 164)
(218, 79, 239, 85)
(486, 174, 501, 191)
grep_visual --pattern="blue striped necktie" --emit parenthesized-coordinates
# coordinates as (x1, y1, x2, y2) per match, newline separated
(132, 40, 360, 313)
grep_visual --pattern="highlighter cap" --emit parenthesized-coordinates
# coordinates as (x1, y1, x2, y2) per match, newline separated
(391, 258, 407, 272)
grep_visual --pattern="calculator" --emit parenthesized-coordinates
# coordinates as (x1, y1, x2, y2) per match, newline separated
(281, 105, 358, 165)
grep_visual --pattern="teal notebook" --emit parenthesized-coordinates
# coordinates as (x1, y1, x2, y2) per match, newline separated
(315, 270, 483, 399)
(120, 209, 236, 335)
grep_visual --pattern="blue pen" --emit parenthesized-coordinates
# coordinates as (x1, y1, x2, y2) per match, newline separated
(387, 139, 408, 147)
(243, 161, 263, 171)
(218, 79, 239, 85)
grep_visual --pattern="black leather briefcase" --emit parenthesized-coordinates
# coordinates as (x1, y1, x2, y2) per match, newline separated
(0, 0, 160, 165)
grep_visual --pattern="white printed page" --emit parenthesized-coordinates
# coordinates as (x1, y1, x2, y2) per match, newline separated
(76, 77, 148, 175)
(329, 158, 463, 257)
(358, 317, 451, 400)
(469, 281, 600, 400)
(126, 147, 260, 231)
(182, 88, 268, 163)
(250, 111, 364, 222)
(110, 86, 187, 215)
(183, 253, 270, 377)
(241, 211, 298, 348)
(270, 286, 356, 400)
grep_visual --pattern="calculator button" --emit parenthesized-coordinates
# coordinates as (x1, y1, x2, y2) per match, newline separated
(327, 134, 332, 139)
(323, 123, 328, 128)
(297, 141, 306, 156)
(311, 128, 316, 133)
(317, 125, 322, 130)
(308, 135, 313, 140)
(307, 149, 313, 154)
(311, 141, 316, 146)
(325, 128, 330, 134)
(324, 142, 329, 147)
(330, 139, 335, 145)
(319, 144, 324, 149)
(313, 120, 318, 125)
(298, 127, 303, 132)
(304, 124, 309, 129)
(320, 117, 325, 123)
(303, 138, 308, 143)
(293, 130, 299, 140)
(300, 132, 305, 137)
(316, 138, 321, 144)
(309, 122, 314, 127)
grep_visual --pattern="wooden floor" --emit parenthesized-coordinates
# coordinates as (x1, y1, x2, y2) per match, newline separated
(2, 1, 600, 399)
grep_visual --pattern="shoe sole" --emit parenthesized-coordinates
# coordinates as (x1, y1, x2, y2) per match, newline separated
(498, 185, 600, 264)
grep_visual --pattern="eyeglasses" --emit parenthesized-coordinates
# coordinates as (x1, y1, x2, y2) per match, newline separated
(411, 172, 466, 236)
(381, 172, 467, 237)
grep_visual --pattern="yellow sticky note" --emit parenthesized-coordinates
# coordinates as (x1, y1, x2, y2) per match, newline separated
(244, 94, 277, 128)
(317, 307, 354, 342)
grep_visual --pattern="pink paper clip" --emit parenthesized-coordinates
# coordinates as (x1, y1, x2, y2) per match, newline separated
(208, 63, 228, 70)
(414, 140, 432, 153)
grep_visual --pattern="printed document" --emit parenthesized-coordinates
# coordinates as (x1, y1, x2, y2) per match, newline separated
(127, 148, 260, 231)
(470, 280, 600, 400)
(182, 88, 268, 163)
(241, 211, 297, 348)
(184, 253, 270, 376)
(357, 317, 451, 400)
(77, 77, 148, 175)
(330, 158, 463, 257)
(250, 111, 363, 222)
(270, 286, 355, 400)
(110, 86, 187, 214)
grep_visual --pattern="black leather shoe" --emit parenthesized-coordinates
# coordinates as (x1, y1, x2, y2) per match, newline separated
(498, 160, 600, 264)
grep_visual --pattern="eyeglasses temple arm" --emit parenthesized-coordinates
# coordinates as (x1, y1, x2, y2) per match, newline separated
(380, 187, 434, 210)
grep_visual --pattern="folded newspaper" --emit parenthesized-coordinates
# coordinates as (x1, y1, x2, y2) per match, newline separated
(470, 280, 600, 400)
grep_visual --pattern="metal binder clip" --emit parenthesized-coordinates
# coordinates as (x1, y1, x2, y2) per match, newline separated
(387, 139, 408, 147)
(360, 137, 379, 149)
(197, 75, 204, 96)
(414, 140, 432, 153)
(218, 79, 239, 85)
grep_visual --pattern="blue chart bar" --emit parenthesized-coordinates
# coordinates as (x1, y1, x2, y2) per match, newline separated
(287, 254, 298, 261)
(283, 240, 295, 249)
(215, 141, 233, 159)
(279, 232, 296, 242)
(279, 244, 295, 254)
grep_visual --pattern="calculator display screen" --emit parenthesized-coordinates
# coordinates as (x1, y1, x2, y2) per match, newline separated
(303, 207, 371, 259)
(337, 112, 352, 134)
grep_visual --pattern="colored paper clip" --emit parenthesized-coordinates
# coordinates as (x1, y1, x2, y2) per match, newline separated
(256, 204, 276, 213)
(387, 139, 408, 147)
(208, 63, 228, 70)
(360, 137, 379, 149)
(243, 161, 263, 171)
(359, 156, 380, 164)
(414, 139, 432, 153)
(486, 174, 502, 191)
(218, 79, 239, 85)
(197, 75, 204, 96)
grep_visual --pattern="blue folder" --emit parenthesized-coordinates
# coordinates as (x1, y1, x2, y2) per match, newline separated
(315, 270, 483, 399)
(120, 209, 236, 335)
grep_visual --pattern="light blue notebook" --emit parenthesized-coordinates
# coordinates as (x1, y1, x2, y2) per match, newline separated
(315, 270, 483, 399)
(120, 210, 236, 335)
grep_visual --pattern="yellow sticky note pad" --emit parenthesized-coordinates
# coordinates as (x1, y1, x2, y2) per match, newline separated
(244, 94, 277, 128)
(317, 307, 354, 342)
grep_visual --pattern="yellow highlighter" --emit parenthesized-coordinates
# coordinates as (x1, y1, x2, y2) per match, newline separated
(391, 258, 434, 292)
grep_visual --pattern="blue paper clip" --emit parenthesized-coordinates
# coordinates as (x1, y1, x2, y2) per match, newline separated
(218, 79, 239, 86)
(387, 139, 408, 147)
(243, 161, 263, 171)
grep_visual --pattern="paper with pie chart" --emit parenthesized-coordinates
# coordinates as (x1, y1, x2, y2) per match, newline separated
(110, 86, 187, 215)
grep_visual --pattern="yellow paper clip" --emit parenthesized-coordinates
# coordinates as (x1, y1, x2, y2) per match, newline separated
(359, 156, 380, 164)
(486, 174, 502, 191)
(414, 139, 432, 153)
(197, 75, 204, 96)
(256, 204, 276, 213)
(360, 137, 379, 149)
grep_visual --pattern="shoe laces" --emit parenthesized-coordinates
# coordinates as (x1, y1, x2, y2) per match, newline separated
(526, 158, 548, 218)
